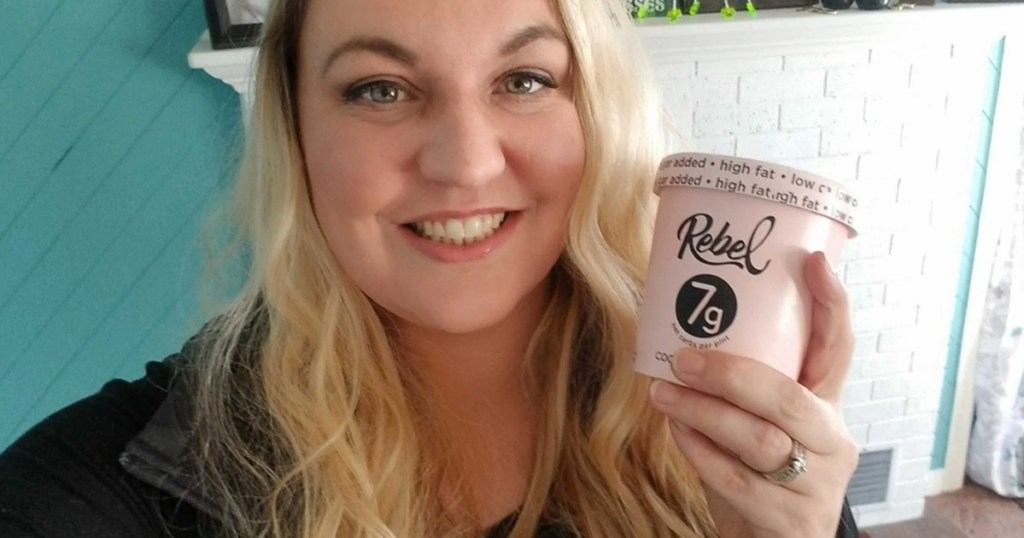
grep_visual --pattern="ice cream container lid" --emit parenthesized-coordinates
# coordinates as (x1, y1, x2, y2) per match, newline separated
(654, 152, 859, 237)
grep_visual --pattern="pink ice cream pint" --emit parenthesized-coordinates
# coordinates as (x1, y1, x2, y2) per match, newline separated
(634, 153, 858, 384)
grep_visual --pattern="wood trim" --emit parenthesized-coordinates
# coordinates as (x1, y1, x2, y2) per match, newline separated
(942, 31, 1024, 493)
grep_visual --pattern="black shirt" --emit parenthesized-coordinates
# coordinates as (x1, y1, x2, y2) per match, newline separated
(0, 360, 206, 537)
(0, 356, 858, 537)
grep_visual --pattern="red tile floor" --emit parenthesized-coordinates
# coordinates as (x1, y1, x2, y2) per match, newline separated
(860, 480, 1024, 538)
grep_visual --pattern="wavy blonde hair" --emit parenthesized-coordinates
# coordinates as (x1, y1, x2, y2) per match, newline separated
(190, 0, 717, 536)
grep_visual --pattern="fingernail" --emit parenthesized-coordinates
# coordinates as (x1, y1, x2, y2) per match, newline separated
(650, 380, 681, 406)
(673, 349, 704, 377)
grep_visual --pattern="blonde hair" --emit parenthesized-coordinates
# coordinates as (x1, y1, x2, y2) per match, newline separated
(189, 0, 717, 536)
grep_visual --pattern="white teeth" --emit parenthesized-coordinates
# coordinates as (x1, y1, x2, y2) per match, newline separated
(411, 212, 507, 245)
(445, 219, 464, 245)
(463, 216, 483, 239)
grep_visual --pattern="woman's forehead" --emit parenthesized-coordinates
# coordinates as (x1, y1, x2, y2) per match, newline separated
(298, 0, 567, 63)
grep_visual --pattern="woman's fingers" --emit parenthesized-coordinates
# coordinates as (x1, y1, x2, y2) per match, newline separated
(666, 420, 791, 531)
(800, 251, 855, 405)
(651, 381, 821, 493)
(648, 251, 859, 536)
(664, 349, 846, 456)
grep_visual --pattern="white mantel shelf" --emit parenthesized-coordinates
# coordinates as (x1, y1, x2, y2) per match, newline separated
(189, 3, 1024, 92)
(637, 2, 1024, 60)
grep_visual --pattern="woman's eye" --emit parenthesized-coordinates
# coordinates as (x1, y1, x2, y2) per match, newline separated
(503, 72, 556, 95)
(344, 81, 405, 104)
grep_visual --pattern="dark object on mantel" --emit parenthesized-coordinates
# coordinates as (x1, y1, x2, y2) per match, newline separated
(202, 0, 262, 50)
(821, 0, 855, 9)
(627, 0, 816, 18)
(856, 0, 890, 9)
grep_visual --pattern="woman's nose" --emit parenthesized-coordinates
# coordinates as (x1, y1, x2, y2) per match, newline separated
(416, 100, 506, 188)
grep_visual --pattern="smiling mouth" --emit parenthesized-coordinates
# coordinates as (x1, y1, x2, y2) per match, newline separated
(404, 211, 511, 245)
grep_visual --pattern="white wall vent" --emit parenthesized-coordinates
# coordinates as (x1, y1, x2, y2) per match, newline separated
(848, 447, 896, 507)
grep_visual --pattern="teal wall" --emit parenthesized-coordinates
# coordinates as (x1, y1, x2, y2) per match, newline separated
(0, 0, 240, 447)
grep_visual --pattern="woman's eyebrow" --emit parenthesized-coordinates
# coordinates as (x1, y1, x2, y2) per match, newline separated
(320, 24, 566, 79)
(321, 37, 418, 78)
(499, 24, 567, 56)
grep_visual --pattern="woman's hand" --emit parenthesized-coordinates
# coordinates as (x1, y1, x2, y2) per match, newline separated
(649, 252, 859, 538)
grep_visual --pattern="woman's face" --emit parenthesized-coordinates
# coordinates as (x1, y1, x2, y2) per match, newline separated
(296, 0, 585, 334)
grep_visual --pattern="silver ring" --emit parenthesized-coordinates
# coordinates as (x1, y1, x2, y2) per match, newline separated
(763, 439, 808, 484)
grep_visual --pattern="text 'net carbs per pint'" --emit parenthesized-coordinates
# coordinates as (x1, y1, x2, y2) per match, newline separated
(634, 153, 859, 383)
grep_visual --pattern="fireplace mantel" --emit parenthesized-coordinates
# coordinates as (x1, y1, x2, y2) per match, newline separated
(637, 2, 1024, 61)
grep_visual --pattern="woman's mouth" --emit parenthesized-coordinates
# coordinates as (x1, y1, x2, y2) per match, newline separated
(404, 211, 510, 246)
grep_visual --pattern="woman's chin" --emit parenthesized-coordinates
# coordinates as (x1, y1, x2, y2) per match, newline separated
(371, 276, 553, 339)
(399, 305, 513, 336)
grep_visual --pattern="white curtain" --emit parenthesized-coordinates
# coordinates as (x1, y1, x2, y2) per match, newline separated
(967, 152, 1024, 497)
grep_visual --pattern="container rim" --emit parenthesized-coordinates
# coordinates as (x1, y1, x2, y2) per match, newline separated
(654, 152, 859, 237)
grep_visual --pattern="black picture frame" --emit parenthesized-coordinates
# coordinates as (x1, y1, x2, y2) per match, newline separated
(202, 0, 263, 50)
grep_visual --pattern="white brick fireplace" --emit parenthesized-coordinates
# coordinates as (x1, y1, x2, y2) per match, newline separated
(189, 3, 1024, 529)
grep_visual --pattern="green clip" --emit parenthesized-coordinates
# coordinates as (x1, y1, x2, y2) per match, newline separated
(746, 0, 757, 15)
(721, 0, 736, 18)
(636, 6, 650, 19)
(668, 8, 683, 21)
(689, 0, 701, 15)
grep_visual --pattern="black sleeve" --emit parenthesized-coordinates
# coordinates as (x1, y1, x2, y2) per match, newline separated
(836, 497, 859, 538)
(0, 361, 201, 538)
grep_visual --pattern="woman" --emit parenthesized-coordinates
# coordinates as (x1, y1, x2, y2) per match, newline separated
(0, 0, 860, 536)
